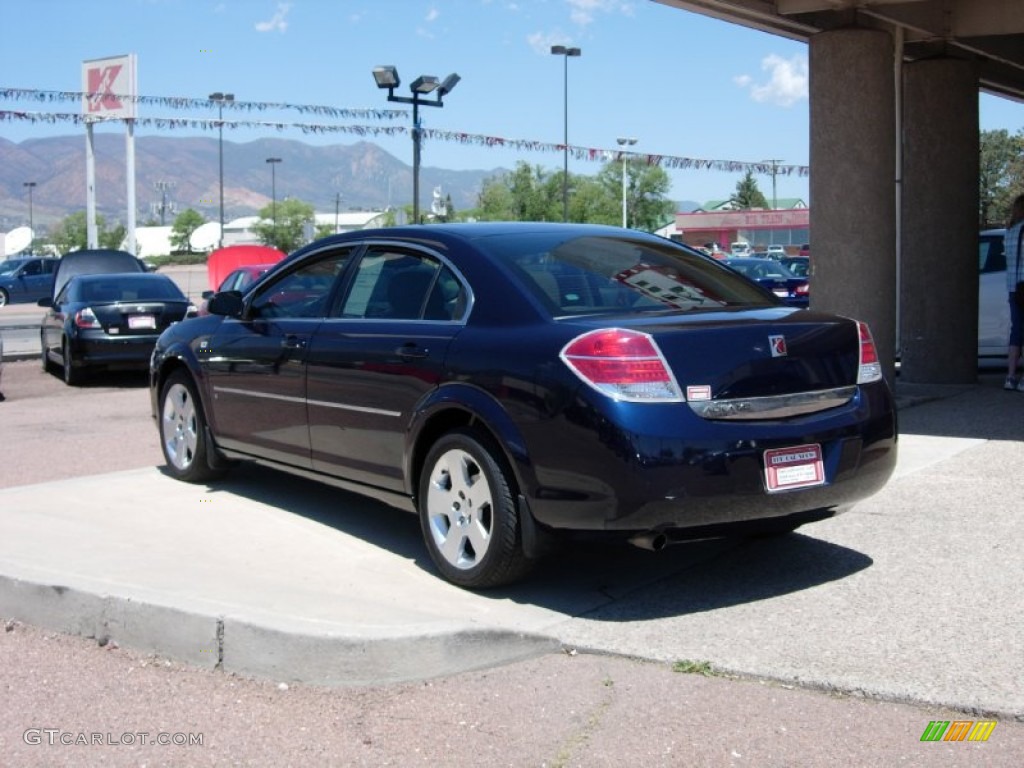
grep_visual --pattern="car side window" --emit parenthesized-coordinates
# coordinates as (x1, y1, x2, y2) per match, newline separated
(340, 248, 463, 321)
(22, 260, 42, 276)
(979, 236, 1005, 274)
(249, 249, 352, 320)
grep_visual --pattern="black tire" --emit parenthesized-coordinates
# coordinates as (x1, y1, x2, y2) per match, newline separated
(40, 334, 53, 374)
(61, 339, 82, 386)
(418, 428, 534, 589)
(0, 288, 8, 307)
(158, 369, 226, 483)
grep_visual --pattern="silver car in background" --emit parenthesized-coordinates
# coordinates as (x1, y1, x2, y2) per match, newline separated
(979, 228, 1009, 366)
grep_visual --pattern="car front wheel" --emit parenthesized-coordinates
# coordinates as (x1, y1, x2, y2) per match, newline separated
(159, 369, 225, 483)
(418, 428, 533, 589)
(0, 289, 9, 307)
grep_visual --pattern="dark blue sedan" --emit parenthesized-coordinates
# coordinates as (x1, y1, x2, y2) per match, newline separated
(150, 223, 896, 589)
(724, 256, 810, 307)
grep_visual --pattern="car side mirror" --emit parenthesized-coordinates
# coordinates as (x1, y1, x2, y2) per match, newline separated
(201, 289, 214, 300)
(37, 297, 53, 308)
(207, 291, 244, 318)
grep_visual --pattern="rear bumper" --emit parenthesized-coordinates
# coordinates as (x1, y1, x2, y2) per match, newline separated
(69, 334, 158, 369)
(522, 382, 897, 534)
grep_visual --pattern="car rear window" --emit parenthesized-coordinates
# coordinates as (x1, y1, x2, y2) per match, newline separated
(482, 233, 775, 316)
(73, 276, 186, 302)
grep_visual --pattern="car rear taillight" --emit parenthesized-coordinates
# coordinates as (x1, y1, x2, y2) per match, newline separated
(74, 308, 101, 329)
(857, 321, 882, 383)
(560, 328, 683, 402)
(795, 283, 809, 296)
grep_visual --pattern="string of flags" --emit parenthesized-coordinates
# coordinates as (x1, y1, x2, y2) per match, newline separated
(0, 87, 810, 177)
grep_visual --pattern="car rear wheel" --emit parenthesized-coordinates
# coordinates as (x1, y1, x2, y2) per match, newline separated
(61, 339, 81, 386)
(40, 334, 54, 375)
(418, 428, 533, 589)
(159, 369, 225, 483)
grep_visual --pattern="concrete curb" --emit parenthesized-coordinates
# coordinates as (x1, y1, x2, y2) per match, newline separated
(0, 574, 561, 686)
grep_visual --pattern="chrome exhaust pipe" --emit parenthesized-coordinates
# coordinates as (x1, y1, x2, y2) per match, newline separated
(628, 532, 668, 552)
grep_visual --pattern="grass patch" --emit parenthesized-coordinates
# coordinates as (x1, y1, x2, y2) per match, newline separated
(672, 659, 714, 676)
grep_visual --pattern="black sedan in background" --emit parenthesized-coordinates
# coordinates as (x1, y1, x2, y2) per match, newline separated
(724, 257, 810, 307)
(42, 273, 195, 385)
(151, 223, 896, 589)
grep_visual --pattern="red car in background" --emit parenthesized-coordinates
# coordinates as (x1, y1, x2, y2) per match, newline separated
(198, 265, 273, 316)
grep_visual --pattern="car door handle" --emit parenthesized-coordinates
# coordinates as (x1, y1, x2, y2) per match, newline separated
(396, 343, 428, 359)
(282, 334, 307, 349)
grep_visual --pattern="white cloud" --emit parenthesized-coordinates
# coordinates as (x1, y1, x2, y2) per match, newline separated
(528, 30, 573, 55)
(567, 0, 634, 27)
(255, 2, 291, 33)
(734, 54, 808, 107)
(425, 7, 440, 23)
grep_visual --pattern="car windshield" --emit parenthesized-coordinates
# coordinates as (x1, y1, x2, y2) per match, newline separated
(72, 276, 186, 303)
(480, 233, 775, 316)
(0, 260, 25, 276)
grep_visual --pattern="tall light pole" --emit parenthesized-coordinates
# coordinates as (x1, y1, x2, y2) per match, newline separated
(23, 181, 36, 250)
(372, 65, 460, 224)
(763, 158, 782, 210)
(209, 92, 234, 248)
(266, 157, 282, 249)
(551, 45, 581, 222)
(616, 137, 638, 228)
(335, 192, 342, 233)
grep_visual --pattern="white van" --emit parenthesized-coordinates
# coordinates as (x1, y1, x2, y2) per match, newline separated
(979, 228, 1010, 366)
(730, 242, 751, 256)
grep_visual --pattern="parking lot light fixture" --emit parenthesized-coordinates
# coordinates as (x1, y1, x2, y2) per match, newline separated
(266, 157, 282, 249)
(23, 181, 37, 249)
(616, 138, 638, 228)
(209, 92, 234, 249)
(372, 65, 460, 224)
(551, 45, 581, 222)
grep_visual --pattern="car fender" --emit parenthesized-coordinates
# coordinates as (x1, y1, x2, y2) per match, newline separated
(405, 381, 537, 500)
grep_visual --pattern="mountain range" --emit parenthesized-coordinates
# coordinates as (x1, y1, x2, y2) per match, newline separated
(0, 134, 507, 232)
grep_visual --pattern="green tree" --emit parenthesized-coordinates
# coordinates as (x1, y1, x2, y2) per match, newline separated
(170, 209, 206, 254)
(980, 128, 1024, 227)
(48, 211, 126, 253)
(595, 158, 676, 231)
(476, 162, 564, 222)
(732, 170, 770, 210)
(100, 223, 126, 250)
(253, 197, 315, 253)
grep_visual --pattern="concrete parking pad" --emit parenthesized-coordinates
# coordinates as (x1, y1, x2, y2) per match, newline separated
(1, 378, 1021, 719)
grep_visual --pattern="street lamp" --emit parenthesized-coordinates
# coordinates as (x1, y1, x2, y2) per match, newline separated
(616, 138, 638, 228)
(266, 157, 282, 249)
(209, 92, 235, 248)
(372, 65, 460, 224)
(23, 181, 36, 250)
(550, 45, 581, 222)
(763, 158, 782, 210)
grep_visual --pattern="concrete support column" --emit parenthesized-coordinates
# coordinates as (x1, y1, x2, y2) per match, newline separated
(900, 58, 979, 384)
(810, 29, 897, 385)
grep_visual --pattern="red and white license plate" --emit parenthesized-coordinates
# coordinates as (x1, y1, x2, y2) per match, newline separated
(764, 443, 824, 492)
(128, 314, 156, 330)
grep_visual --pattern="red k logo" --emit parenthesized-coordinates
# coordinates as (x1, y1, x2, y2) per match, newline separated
(769, 335, 787, 357)
(86, 65, 124, 113)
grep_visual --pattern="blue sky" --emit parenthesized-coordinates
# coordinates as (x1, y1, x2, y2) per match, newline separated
(1, 0, 1021, 207)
